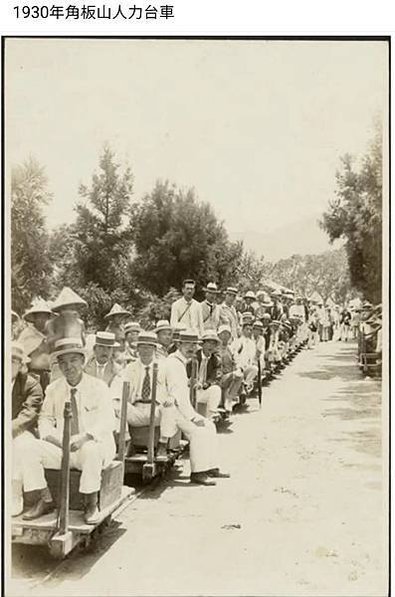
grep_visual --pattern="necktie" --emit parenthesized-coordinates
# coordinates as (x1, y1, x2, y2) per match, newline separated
(141, 366, 151, 402)
(70, 387, 80, 435)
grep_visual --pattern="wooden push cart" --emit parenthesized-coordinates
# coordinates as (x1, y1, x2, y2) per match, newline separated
(11, 382, 134, 559)
(123, 363, 186, 482)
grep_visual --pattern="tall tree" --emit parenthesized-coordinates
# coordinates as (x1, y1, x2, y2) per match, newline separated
(54, 145, 135, 293)
(320, 124, 383, 303)
(11, 157, 52, 314)
(129, 180, 243, 296)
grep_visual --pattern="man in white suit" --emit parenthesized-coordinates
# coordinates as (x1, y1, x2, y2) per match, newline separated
(165, 330, 230, 486)
(120, 332, 176, 459)
(18, 338, 116, 524)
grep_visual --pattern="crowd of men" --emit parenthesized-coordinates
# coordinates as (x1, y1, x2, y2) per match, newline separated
(11, 280, 382, 525)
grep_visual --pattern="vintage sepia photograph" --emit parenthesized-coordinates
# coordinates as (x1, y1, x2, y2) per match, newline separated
(4, 37, 389, 596)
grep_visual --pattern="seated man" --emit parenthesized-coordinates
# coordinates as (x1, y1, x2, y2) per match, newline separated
(120, 332, 175, 460)
(231, 313, 258, 392)
(85, 331, 121, 386)
(11, 342, 44, 516)
(16, 338, 116, 524)
(165, 330, 230, 486)
(217, 324, 243, 413)
(155, 320, 173, 360)
(187, 330, 222, 420)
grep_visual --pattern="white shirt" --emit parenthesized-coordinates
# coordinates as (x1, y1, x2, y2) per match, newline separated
(39, 373, 116, 461)
(165, 350, 196, 421)
(170, 297, 203, 335)
(231, 335, 256, 369)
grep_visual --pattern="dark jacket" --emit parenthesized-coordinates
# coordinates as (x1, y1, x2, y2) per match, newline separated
(12, 372, 43, 438)
(186, 349, 222, 387)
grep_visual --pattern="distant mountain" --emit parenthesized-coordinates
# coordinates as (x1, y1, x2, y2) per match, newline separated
(229, 215, 337, 261)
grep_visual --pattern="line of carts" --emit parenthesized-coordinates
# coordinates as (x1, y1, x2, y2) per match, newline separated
(11, 335, 323, 559)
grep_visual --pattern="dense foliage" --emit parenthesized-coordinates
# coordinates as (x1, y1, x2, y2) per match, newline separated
(320, 125, 383, 304)
(11, 127, 382, 326)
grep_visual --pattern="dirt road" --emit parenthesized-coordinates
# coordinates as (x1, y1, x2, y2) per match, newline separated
(9, 341, 388, 596)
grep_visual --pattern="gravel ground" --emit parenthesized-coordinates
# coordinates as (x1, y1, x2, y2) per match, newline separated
(9, 341, 388, 597)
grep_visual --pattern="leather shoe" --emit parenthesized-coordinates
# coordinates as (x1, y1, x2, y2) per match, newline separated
(206, 468, 231, 479)
(84, 492, 100, 525)
(22, 499, 55, 520)
(190, 472, 216, 486)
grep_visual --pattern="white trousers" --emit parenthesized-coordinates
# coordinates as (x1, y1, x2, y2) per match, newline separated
(13, 433, 108, 494)
(175, 415, 217, 474)
(244, 365, 258, 384)
(196, 385, 221, 418)
(127, 403, 176, 440)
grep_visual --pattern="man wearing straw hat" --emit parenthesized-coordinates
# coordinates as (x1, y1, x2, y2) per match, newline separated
(11, 342, 44, 516)
(124, 321, 141, 363)
(217, 324, 244, 413)
(18, 338, 116, 524)
(17, 325, 51, 392)
(46, 287, 87, 353)
(154, 320, 173, 360)
(165, 330, 230, 485)
(170, 279, 204, 336)
(187, 330, 223, 421)
(85, 331, 121, 386)
(104, 303, 132, 347)
(23, 299, 54, 336)
(219, 286, 240, 340)
(231, 313, 258, 393)
(200, 282, 221, 331)
(121, 332, 175, 460)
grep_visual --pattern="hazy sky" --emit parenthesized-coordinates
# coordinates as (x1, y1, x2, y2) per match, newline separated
(6, 39, 388, 260)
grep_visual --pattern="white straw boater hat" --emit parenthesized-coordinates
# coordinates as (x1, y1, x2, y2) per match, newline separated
(155, 320, 172, 333)
(51, 287, 87, 312)
(53, 338, 86, 358)
(104, 303, 131, 319)
(12, 341, 31, 364)
(225, 286, 238, 295)
(218, 324, 232, 335)
(204, 282, 219, 293)
(124, 321, 141, 334)
(179, 330, 199, 343)
(94, 331, 116, 347)
(201, 330, 220, 343)
(137, 332, 157, 347)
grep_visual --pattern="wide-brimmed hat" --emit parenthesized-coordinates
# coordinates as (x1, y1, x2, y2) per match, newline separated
(24, 299, 53, 322)
(11, 310, 20, 322)
(262, 313, 272, 320)
(53, 338, 86, 359)
(179, 330, 199, 344)
(137, 332, 157, 347)
(12, 342, 31, 364)
(218, 324, 232, 335)
(253, 320, 264, 329)
(17, 326, 46, 356)
(204, 282, 219, 293)
(271, 289, 282, 298)
(124, 321, 141, 334)
(225, 286, 238, 295)
(201, 330, 220, 343)
(52, 287, 87, 312)
(94, 331, 116, 347)
(104, 303, 131, 319)
(244, 290, 256, 300)
(155, 319, 172, 333)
